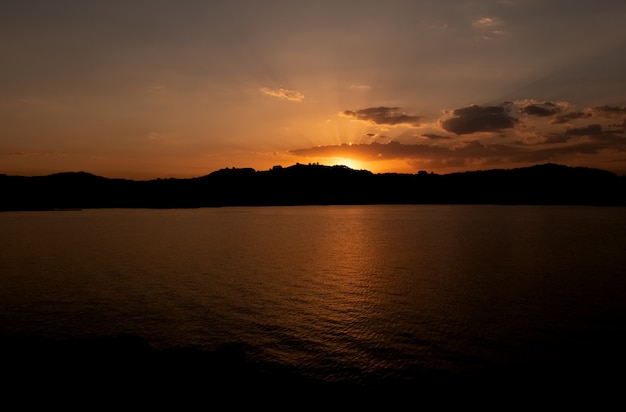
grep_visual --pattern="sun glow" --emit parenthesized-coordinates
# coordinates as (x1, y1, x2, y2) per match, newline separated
(330, 157, 365, 171)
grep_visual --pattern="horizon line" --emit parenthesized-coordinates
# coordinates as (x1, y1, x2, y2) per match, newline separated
(2, 162, 623, 181)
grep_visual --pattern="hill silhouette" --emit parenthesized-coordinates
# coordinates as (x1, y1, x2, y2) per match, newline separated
(1, 163, 625, 210)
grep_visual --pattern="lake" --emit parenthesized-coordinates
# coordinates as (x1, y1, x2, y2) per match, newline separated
(1, 205, 626, 390)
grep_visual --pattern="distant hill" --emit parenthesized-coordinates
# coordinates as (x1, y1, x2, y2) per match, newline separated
(1, 163, 625, 210)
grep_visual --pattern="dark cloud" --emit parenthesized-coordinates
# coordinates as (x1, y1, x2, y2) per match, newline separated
(342, 107, 421, 126)
(291, 140, 530, 170)
(590, 105, 626, 118)
(551, 105, 626, 125)
(440, 104, 517, 135)
(552, 111, 591, 124)
(542, 134, 572, 144)
(521, 102, 561, 117)
(300, 99, 626, 175)
(291, 130, 626, 171)
(514, 134, 572, 145)
(607, 118, 626, 131)
(292, 140, 517, 164)
(565, 124, 603, 135)
(592, 135, 626, 148)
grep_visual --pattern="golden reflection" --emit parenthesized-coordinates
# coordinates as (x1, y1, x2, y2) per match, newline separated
(302, 208, 387, 319)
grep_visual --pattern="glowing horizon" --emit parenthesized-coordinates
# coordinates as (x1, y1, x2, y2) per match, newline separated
(2, 1, 626, 179)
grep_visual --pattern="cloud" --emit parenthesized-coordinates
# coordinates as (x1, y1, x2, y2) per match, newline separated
(472, 17, 502, 28)
(520, 102, 562, 117)
(341, 107, 421, 126)
(421, 133, 451, 140)
(296, 98, 626, 174)
(565, 124, 603, 135)
(292, 140, 518, 168)
(292, 141, 443, 160)
(590, 105, 626, 118)
(552, 111, 591, 124)
(472, 16, 506, 39)
(536, 134, 572, 144)
(440, 104, 517, 135)
(291, 132, 626, 171)
(260, 87, 304, 102)
(521, 105, 554, 117)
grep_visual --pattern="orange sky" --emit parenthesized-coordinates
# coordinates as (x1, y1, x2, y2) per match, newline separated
(2, 1, 626, 179)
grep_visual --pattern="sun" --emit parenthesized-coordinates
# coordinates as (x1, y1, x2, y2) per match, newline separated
(330, 157, 365, 171)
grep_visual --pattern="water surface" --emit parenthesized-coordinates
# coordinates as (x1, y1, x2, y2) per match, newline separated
(2, 205, 625, 384)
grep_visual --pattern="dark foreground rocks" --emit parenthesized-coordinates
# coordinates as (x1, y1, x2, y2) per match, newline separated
(2, 333, 287, 389)
(0, 333, 401, 407)
(1, 333, 623, 408)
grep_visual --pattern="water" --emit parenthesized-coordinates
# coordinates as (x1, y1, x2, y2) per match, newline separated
(1, 205, 626, 386)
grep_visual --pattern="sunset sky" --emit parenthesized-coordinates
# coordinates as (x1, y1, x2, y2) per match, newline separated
(2, 0, 626, 179)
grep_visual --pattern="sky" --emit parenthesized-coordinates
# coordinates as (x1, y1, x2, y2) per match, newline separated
(2, 0, 626, 179)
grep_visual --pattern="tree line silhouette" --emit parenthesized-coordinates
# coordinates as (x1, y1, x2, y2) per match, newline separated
(1, 163, 624, 210)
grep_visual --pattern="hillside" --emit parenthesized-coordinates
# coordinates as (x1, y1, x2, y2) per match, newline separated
(1, 163, 625, 210)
